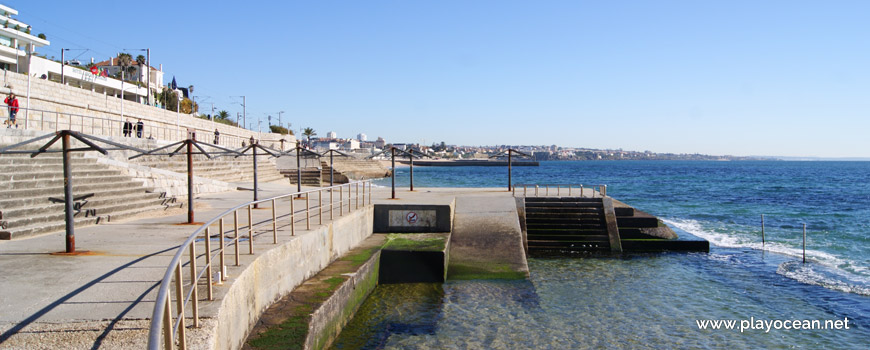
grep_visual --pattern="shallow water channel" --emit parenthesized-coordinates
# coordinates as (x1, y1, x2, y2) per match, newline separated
(332, 248, 869, 349)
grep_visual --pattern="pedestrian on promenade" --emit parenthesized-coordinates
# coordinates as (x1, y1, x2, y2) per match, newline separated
(4, 92, 19, 128)
(123, 118, 133, 137)
(214, 129, 220, 145)
(135, 119, 144, 138)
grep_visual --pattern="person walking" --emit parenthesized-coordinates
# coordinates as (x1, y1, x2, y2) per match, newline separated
(4, 92, 19, 128)
(123, 118, 133, 137)
(213, 128, 220, 145)
(135, 119, 144, 138)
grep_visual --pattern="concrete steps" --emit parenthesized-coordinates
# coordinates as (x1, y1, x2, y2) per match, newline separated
(0, 152, 179, 240)
(282, 168, 322, 186)
(320, 161, 350, 184)
(132, 154, 285, 184)
(524, 197, 610, 252)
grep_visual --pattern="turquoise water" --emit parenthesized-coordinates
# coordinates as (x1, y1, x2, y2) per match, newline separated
(337, 161, 869, 349)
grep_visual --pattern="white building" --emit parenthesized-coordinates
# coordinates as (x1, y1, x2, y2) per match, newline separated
(326, 131, 337, 138)
(357, 133, 367, 141)
(0, 4, 50, 72)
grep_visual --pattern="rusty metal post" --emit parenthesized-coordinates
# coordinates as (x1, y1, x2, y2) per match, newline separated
(61, 132, 75, 253)
(290, 197, 296, 236)
(508, 150, 512, 192)
(306, 195, 310, 230)
(219, 218, 226, 281)
(234, 210, 240, 266)
(319, 189, 323, 225)
(247, 205, 254, 254)
(271, 199, 277, 243)
(187, 140, 194, 224)
(296, 141, 302, 194)
(329, 151, 335, 186)
(174, 263, 186, 349)
(339, 186, 343, 216)
(204, 227, 213, 300)
(188, 243, 199, 327)
(253, 143, 259, 209)
(162, 298, 174, 350)
(391, 148, 396, 199)
(409, 154, 414, 192)
(803, 223, 807, 263)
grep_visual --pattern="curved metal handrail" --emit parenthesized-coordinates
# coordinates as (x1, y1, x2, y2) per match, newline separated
(147, 180, 372, 349)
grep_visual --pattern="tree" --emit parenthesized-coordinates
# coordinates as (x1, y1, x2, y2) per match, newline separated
(270, 125, 291, 135)
(116, 52, 135, 81)
(157, 88, 179, 110)
(136, 55, 146, 65)
(302, 128, 316, 146)
(216, 110, 230, 121)
(38, 33, 47, 40)
(180, 98, 197, 114)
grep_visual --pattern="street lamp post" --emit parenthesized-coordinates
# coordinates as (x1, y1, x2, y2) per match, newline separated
(60, 48, 70, 85)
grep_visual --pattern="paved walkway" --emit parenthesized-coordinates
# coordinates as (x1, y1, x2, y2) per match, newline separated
(0, 180, 514, 349)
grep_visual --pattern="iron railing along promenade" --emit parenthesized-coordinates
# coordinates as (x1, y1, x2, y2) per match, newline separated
(512, 183, 607, 198)
(147, 180, 373, 350)
(5, 106, 270, 149)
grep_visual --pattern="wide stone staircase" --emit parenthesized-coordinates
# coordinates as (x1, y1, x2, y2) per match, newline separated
(132, 154, 286, 184)
(282, 167, 323, 186)
(0, 153, 179, 240)
(320, 161, 349, 184)
(524, 197, 612, 252)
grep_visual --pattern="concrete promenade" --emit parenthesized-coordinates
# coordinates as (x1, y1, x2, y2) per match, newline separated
(0, 180, 516, 349)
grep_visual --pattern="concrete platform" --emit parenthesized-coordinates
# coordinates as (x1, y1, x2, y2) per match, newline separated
(0, 184, 516, 349)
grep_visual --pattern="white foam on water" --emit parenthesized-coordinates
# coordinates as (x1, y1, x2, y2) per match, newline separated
(664, 218, 870, 296)
(777, 261, 870, 296)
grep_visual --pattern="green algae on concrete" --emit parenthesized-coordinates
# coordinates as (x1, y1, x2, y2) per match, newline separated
(244, 235, 385, 350)
(382, 233, 447, 252)
(447, 262, 529, 280)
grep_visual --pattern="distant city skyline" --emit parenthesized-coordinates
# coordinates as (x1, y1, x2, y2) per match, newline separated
(12, 0, 870, 158)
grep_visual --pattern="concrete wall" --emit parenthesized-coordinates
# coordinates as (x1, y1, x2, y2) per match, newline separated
(373, 204, 452, 233)
(0, 70, 294, 149)
(206, 206, 374, 350)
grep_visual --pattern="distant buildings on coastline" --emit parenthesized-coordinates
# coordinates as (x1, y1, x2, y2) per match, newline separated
(304, 131, 766, 160)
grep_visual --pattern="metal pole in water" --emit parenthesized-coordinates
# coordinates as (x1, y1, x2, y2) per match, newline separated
(802, 223, 807, 263)
(761, 214, 765, 248)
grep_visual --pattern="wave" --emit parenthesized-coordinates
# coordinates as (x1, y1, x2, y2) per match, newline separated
(664, 218, 870, 296)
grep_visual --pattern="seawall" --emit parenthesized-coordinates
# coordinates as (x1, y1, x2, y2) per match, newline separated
(201, 206, 373, 350)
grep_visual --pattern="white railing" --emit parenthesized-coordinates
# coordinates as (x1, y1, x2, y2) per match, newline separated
(512, 183, 607, 198)
(147, 180, 373, 350)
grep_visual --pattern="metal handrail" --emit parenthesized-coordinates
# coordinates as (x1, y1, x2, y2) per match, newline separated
(3, 105, 282, 149)
(147, 180, 373, 350)
(512, 183, 607, 198)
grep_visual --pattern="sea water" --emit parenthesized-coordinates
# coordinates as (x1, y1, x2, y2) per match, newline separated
(333, 161, 869, 349)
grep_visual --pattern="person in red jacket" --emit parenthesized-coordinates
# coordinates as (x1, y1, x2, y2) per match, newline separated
(4, 92, 19, 128)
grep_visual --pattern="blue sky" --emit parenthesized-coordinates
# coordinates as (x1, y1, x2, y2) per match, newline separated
(12, 1, 870, 157)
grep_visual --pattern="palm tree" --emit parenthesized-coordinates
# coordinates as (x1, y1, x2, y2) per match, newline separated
(216, 110, 230, 121)
(136, 55, 146, 66)
(116, 52, 134, 81)
(302, 127, 316, 146)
